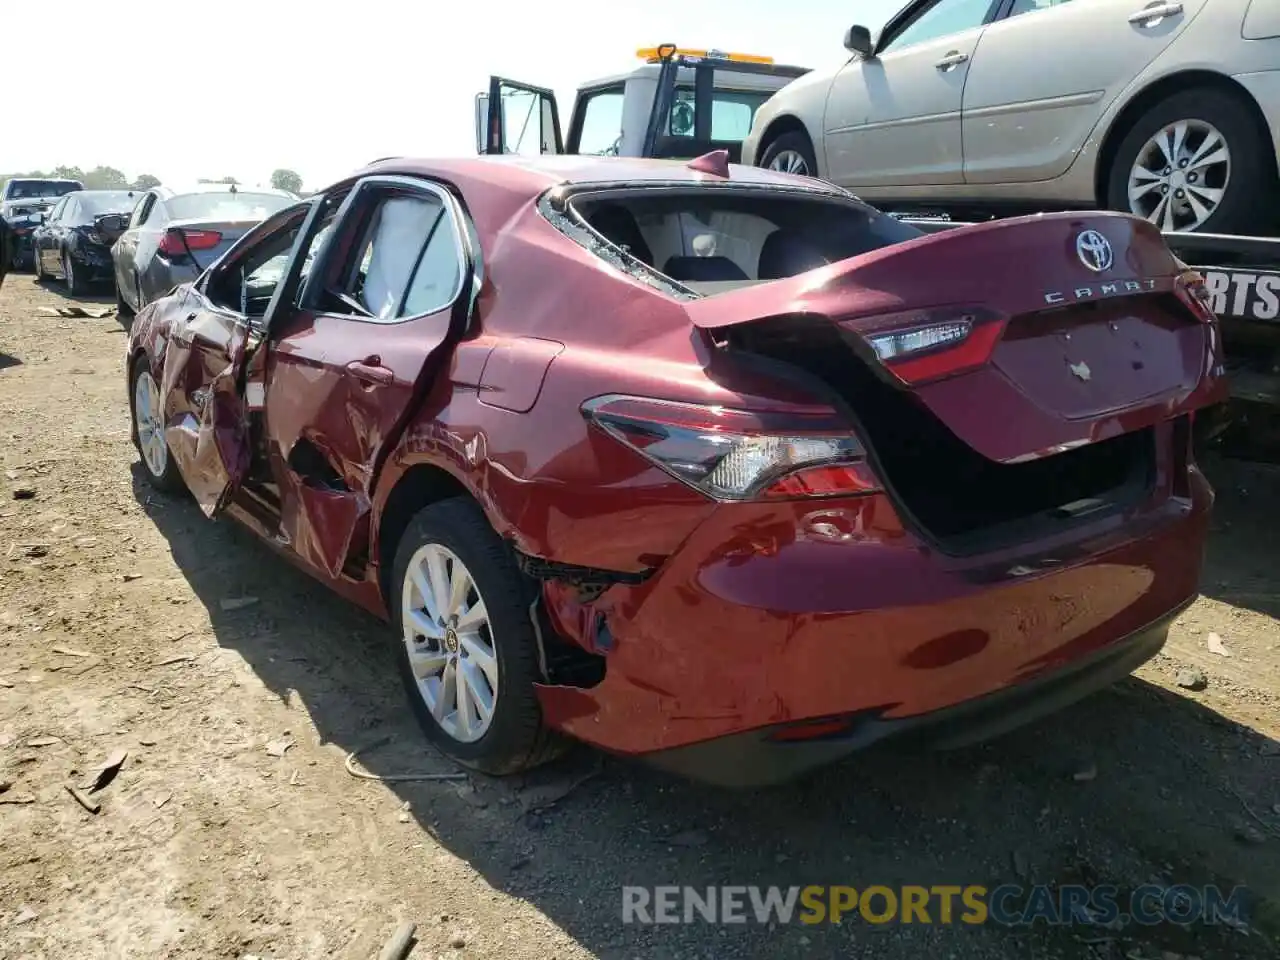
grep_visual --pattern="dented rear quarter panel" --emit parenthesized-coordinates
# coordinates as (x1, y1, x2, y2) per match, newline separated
(371, 181, 831, 577)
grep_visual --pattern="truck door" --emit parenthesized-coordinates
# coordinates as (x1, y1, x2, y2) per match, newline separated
(476, 77, 563, 155)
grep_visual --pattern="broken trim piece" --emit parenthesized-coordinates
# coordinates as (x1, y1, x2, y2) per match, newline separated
(516, 551, 653, 603)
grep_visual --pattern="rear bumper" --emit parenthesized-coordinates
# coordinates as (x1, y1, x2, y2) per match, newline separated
(643, 601, 1182, 787)
(535, 465, 1212, 780)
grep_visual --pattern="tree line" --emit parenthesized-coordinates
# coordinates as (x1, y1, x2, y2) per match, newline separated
(1, 165, 305, 195)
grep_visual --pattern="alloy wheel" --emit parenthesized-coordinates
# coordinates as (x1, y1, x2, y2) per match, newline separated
(400, 542, 498, 743)
(63, 252, 75, 291)
(1127, 119, 1231, 232)
(133, 369, 168, 478)
(768, 149, 811, 176)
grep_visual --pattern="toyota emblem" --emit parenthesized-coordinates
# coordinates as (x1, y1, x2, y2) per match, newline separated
(1075, 230, 1113, 273)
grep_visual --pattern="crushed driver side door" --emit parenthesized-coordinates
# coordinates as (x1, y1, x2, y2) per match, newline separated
(260, 175, 480, 579)
(157, 200, 319, 516)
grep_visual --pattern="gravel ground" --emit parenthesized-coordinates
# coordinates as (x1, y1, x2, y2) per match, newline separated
(1, 273, 1278, 960)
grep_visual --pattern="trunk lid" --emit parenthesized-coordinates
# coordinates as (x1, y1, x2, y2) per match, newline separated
(164, 218, 261, 271)
(687, 211, 1226, 463)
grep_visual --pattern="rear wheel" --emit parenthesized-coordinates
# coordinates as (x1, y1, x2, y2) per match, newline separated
(760, 130, 819, 179)
(63, 250, 87, 296)
(130, 357, 184, 493)
(390, 498, 563, 775)
(1106, 87, 1273, 234)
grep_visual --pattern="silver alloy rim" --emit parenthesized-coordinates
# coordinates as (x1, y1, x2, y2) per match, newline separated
(1127, 119, 1230, 232)
(133, 370, 167, 478)
(768, 149, 810, 176)
(401, 543, 498, 743)
(64, 253, 74, 289)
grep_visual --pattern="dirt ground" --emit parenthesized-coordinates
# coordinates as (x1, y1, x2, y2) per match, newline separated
(0, 273, 1278, 960)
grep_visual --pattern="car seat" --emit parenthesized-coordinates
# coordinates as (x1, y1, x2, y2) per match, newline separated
(662, 255, 749, 282)
(585, 205, 653, 266)
(757, 229, 831, 280)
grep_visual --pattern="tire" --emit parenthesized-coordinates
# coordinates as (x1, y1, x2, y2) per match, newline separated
(1105, 88, 1274, 235)
(32, 247, 43, 281)
(115, 280, 135, 321)
(390, 497, 564, 776)
(129, 356, 185, 493)
(63, 249, 88, 296)
(759, 130, 819, 179)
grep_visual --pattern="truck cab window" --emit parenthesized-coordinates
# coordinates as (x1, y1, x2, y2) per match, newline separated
(577, 88, 626, 156)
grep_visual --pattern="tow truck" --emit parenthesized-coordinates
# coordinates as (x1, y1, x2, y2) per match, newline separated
(473, 46, 1280, 458)
(475, 45, 809, 161)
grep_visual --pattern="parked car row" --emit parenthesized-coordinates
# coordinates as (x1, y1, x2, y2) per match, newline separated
(2, 178, 296, 307)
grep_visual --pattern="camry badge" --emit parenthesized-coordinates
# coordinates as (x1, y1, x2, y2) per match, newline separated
(1068, 360, 1091, 382)
(1075, 230, 1113, 273)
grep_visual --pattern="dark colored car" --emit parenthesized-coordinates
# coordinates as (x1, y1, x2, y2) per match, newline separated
(111, 182, 297, 318)
(2, 178, 84, 270)
(32, 190, 139, 294)
(125, 155, 1227, 787)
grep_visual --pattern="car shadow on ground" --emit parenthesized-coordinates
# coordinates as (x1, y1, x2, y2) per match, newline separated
(0, 351, 20, 371)
(128, 464, 1279, 960)
(32, 275, 116, 306)
(1197, 455, 1280, 620)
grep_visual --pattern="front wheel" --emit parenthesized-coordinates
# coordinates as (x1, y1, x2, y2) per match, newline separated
(115, 279, 135, 321)
(32, 246, 43, 281)
(130, 357, 185, 493)
(1105, 88, 1274, 234)
(760, 130, 819, 179)
(63, 250, 88, 296)
(390, 497, 564, 775)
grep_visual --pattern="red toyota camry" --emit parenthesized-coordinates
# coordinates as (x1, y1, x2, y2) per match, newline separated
(125, 154, 1226, 786)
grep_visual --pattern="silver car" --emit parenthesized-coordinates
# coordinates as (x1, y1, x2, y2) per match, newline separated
(111, 182, 297, 317)
(744, 0, 1280, 233)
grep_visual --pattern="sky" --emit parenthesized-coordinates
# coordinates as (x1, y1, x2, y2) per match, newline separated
(2, 0, 903, 190)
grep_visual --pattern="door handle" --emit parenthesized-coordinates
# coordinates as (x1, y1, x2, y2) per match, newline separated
(345, 357, 394, 386)
(1129, 1, 1182, 25)
(935, 51, 970, 71)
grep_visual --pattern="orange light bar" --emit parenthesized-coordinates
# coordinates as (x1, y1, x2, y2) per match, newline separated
(636, 46, 774, 64)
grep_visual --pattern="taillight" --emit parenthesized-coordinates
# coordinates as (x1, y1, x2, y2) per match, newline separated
(158, 228, 222, 258)
(1175, 269, 1216, 323)
(853, 306, 1005, 386)
(581, 394, 880, 501)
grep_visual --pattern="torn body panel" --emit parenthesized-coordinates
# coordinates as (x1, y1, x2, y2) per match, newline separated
(152, 299, 252, 516)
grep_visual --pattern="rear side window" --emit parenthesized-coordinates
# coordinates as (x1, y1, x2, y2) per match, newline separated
(166, 191, 294, 222)
(313, 186, 464, 323)
(565, 188, 922, 294)
(5, 180, 81, 200)
(668, 88, 769, 142)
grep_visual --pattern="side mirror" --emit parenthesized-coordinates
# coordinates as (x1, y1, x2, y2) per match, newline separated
(36, 213, 46, 224)
(474, 93, 489, 154)
(844, 24, 874, 57)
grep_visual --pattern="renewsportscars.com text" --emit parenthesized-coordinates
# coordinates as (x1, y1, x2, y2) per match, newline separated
(621, 884, 1248, 928)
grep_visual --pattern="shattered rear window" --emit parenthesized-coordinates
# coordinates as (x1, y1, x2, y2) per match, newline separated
(559, 187, 922, 296)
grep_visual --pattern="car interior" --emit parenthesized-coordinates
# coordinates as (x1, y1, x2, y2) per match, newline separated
(579, 193, 923, 294)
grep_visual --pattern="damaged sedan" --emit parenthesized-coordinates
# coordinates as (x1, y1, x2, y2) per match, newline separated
(126, 154, 1227, 786)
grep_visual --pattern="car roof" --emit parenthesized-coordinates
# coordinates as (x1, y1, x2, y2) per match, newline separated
(361, 154, 844, 195)
(153, 183, 295, 200)
(349, 155, 850, 243)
